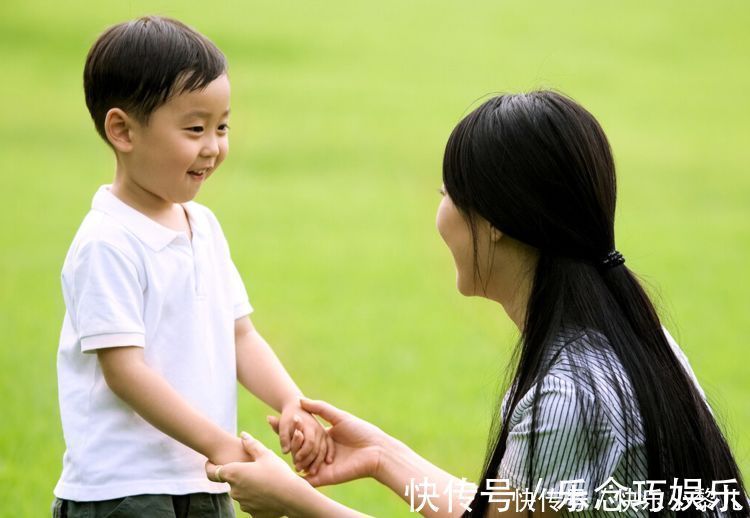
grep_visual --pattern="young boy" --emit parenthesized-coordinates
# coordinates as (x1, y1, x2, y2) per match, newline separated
(52, 16, 331, 517)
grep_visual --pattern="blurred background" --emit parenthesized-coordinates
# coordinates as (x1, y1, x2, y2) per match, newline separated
(0, 0, 748, 516)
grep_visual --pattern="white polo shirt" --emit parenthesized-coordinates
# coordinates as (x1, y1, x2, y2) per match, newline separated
(54, 185, 253, 501)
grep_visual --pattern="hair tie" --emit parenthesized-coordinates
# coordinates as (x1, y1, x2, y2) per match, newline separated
(601, 250, 625, 269)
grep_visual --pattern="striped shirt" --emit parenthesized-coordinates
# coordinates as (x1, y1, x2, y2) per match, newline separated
(497, 328, 715, 517)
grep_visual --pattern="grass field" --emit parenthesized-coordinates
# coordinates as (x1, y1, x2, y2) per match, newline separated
(0, 1, 748, 516)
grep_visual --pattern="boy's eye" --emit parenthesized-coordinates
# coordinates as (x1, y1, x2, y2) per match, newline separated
(186, 126, 204, 133)
(218, 124, 230, 132)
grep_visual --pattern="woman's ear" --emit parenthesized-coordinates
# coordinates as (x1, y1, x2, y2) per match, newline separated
(490, 225, 503, 243)
(104, 108, 135, 153)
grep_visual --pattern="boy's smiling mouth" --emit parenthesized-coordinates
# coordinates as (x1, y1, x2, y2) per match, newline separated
(187, 168, 209, 180)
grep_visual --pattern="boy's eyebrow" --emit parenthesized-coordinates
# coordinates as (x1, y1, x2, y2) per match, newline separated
(182, 109, 230, 119)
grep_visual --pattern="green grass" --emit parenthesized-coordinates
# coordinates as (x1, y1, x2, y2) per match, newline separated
(1, 1, 748, 516)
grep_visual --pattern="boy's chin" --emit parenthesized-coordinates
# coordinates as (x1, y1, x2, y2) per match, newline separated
(176, 188, 203, 203)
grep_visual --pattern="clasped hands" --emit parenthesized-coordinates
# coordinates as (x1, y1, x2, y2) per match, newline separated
(275, 399, 335, 478)
(205, 398, 386, 517)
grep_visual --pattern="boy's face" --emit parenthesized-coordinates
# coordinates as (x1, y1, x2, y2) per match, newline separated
(125, 74, 230, 204)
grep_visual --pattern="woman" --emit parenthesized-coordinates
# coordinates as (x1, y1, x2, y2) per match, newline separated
(207, 91, 749, 517)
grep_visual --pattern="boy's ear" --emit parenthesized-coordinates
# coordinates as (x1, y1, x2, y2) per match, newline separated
(490, 225, 503, 243)
(104, 108, 135, 153)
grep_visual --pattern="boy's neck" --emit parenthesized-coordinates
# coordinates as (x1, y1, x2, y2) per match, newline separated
(110, 169, 191, 236)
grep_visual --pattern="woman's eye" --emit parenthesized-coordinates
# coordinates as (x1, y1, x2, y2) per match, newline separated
(438, 187, 446, 196)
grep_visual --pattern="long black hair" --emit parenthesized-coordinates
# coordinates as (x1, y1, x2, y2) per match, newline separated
(442, 91, 748, 517)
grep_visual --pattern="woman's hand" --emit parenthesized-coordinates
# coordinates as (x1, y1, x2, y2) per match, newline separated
(268, 398, 391, 487)
(206, 431, 311, 518)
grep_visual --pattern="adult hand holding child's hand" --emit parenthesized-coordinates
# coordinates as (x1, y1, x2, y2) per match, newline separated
(206, 431, 309, 518)
(268, 398, 389, 488)
(274, 400, 335, 477)
(207, 435, 257, 466)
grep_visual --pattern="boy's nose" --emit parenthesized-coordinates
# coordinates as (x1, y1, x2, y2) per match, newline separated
(200, 136, 221, 157)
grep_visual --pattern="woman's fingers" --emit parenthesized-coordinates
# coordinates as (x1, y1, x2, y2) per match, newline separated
(206, 460, 238, 484)
(300, 397, 347, 425)
(205, 460, 221, 482)
(240, 431, 268, 461)
(325, 433, 335, 464)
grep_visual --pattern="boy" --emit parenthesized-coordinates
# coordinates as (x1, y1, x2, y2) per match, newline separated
(53, 16, 331, 517)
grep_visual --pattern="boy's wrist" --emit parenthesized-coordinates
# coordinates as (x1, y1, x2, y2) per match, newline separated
(280, 393, 304, 412)
(206, 433, 249, 465)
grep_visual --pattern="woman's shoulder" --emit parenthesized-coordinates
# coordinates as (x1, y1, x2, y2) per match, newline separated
(503, 325, 700, 429)
(547, 326, 706, 409)
(502, 328, 645, 441)
(545, 328, 632, 394)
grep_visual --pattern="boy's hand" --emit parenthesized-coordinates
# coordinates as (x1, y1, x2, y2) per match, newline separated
(274, 401, 335, 476)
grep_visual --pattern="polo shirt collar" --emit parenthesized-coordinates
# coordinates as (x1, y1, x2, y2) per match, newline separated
(92, 185, 184, 251)
(181, 201, 208, 238)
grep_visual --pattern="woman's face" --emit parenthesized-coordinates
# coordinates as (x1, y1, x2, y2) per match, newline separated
(436, 186, 484, 296)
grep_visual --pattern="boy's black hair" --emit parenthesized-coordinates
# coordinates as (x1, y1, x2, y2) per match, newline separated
(84, 16, 227, 143)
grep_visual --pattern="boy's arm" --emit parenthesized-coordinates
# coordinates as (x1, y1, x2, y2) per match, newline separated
(234, 316, 303, 412)
(235, 315, 333, 472)
(97, 346, 252, 465)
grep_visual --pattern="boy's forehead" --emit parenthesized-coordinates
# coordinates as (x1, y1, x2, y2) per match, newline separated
(167, 75, 230, 116)
(181, 108, 231, 119)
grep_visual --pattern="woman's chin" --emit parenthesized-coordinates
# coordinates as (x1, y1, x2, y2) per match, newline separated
(455, 276, 475, 297)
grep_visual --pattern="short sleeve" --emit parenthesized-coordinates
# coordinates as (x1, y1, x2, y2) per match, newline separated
(498, 375, 623, 494)
(71, 240, 146, 352)
(202, 205, 253, 320)
(662, 326, 713, 415)
(229, 259, 252, 319)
